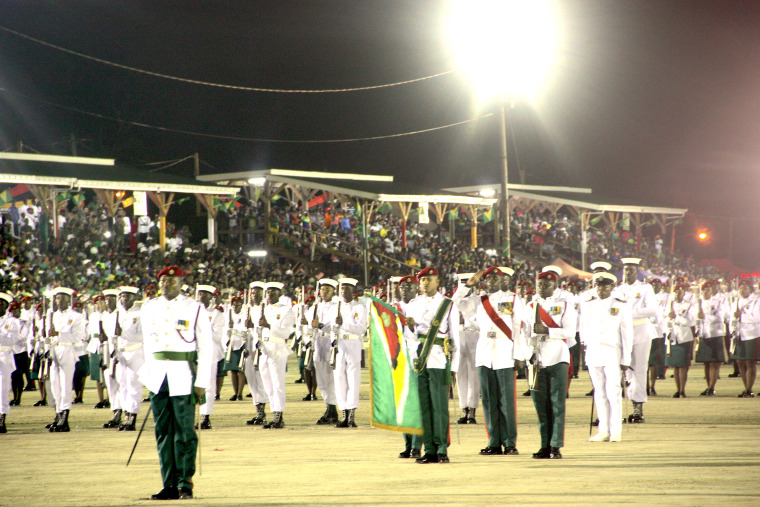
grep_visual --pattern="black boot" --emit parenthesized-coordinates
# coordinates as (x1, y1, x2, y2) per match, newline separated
(316, 404, 336, 425)
(247, 403, 267, 426)
(46, 412, 60, 431)
(335, 409, 349, 428)
(457, 408, 469, 424)
(0, 413, 6, 433)
(467, 408, 477, 424)
(118, 412, 132, 431)
(104, 409, 122, 428)
(124, 412, 137, 431)
(199, 415, 212, 430)
(346, 408, 357, 428)
(265, 412, 284, 429)
(54, 409, 70, 432)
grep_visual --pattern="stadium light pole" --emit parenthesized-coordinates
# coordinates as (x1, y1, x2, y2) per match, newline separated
(445, 0, 559, 259)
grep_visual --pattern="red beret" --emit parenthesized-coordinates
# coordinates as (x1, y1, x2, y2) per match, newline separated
(20, 296, 33, 302)
(444, 290, 453, 298)
(482, 267, 503, 278)
(213, 290, 221, 296)
(399, 275, 419, 285)
(305, 287, 315, 293)
(674, 283, 690, 291)
(518, 280, 531, 287)
(145, 284, 156, 290)
(538, 271, 558, 282)
(8, 302, 21, 312)
(738, 278, 753, 288)
(72, 302, 83, 309)
(305, 295, 316, 303)
(231, 296, 243, 303)
(417, 267, 439, 278)
(378, 291, 388, 299)
(145, 290, 156, 296)
(157, 265, 184, 280)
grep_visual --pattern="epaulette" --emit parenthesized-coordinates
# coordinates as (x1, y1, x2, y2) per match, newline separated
(614, 298, 627, 304)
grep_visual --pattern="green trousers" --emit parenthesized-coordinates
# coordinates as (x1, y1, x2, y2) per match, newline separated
(417, 367, 449, 455)
(479, 366, 516, 448)
(151, 378, 197, 490)
(530, 362, 567, 449)
(403, 433, 421, 451)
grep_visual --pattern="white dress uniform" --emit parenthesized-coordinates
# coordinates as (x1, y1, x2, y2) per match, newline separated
(244, 303, 268, 406)
(101, 309, 123, 412)
(296, 302, 316, 365)
(668, 300, 696, 345)
(615, 281, 658, 403)
(452, 284, 481, 414)
(48, 307, 86, 413)
(730, 293, 760, 342)
(313, 298, 338, 406)
(580, 293, 633, 439)
(200, 304, 227, 416)
(116, 304, 145, 415)
(138, 294, 213, 396)
(332, 298, 367, 412)
(259, 300, 295, 413)
(0, 311, 18, 416)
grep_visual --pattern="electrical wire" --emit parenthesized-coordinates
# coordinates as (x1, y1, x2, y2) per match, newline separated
(0, 25, 456, 93)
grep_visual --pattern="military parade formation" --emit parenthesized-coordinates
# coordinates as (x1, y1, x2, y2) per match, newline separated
(0, 256, 758, 499)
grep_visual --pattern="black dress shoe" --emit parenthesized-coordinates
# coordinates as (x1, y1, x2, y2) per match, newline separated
(592, 418, 599, 427)
(229, 395, 239, 401)
(294, 378, 305, 384)
(178, 487, 193, 500)
(24, 384, 36, 391)
(700, 388, 710, 396)
(399, 449, 412, 458)
(586, 389, 594, 396)
(34, 400, 47, 407)
(245, 393, 252, 398)
(94, 401, 106, 409)
(673, 392, 681, 398)
(150, 487, 179, 500)
(503, 446, 519, 455)
(415, 454, 439, 464)
(302, 394, 313, 401)
(410, 449, 421, 458)
(728, 372, 741, 378)
(214, 394, 220, 401)
(437, 454, 450, 463)
(532, 447, 551, 459)
(522, 390, 531, 397)
(550, 447, 562, 459)
(479, 446, 503, 455)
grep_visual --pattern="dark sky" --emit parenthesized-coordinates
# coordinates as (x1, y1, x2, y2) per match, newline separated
(1, 1, 759, 266)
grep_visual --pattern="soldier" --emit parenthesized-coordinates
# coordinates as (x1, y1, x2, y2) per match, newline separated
(224, 294, 248, 401)
(140, 265, 213, 501)
(244, 282, 269, 426)
(259, 281, 295, 429)
(46, 287, 86, 432)
(666, 283, 696, 398)
(86, 295, 109, 409)
(452, 272, 481, 425)
(730, 278, 759, 397)
(616, 258, 658, 423)
(0, 294, 17, 433)
(404, 267, 459, 464)
(525, 269, 577, 459)
(396, 275, 422, 459)
(453, 267, 526, 456)
(312, 278, 340, 425)
(648, 278, 669, 396)
(196, 285, 226, 429)
(101, 288, 125, 429)
(332, 278, 368, 428)
(297, 293, 318, 401)
(580, 273, 633, 443)
(114, 286, 144, 431)
(20, 295, 36, 392)
(695, 280, 727, 396)
(10, 300, 31, 406)
(71, 301, 89, 404)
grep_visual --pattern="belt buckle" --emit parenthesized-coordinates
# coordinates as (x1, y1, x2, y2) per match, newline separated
(487, 331, 497, 338)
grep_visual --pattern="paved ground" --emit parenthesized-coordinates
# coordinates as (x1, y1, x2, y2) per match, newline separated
(1, 361, 759, 506)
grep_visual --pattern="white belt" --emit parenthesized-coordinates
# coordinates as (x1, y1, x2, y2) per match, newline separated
(633, 318, 650, 326)
(339, 334, 362, 340)
(264, 337, 286, 344)
(119, 343, 143, 352)
(0, 346, 12, 352)
(52, 341, 73, 347)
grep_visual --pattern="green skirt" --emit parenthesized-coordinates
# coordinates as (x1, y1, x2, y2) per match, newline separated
(731, 337, 759, 361)
(648, 337, 665, 366)
(74, 354, 90, 378)
(223, 348, 244, 371)
(89, 352, 102, 381)
(695, 336, 725, 363)
(666, 341, 693, 368)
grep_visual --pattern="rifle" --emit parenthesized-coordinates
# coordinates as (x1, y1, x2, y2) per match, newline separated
(109, 311, 121, 378)
(330, 299, 341, 370)
(527, 273, 541, 391)
(99, 314, 110, 382)
(224, 306, 235, 363)
(252, 301, 265, 370)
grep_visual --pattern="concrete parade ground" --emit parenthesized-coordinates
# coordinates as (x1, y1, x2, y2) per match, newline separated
(1, 360, 759, 506)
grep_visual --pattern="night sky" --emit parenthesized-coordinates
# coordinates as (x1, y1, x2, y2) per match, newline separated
(1, 1, 759, 267)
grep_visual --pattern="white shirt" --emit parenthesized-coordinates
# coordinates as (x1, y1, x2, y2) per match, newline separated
(579, 293, 633, 368)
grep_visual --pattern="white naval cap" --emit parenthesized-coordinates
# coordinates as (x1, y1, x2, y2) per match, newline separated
(589, 261, 612, 272)
(0, 292, 13, 304)
(119, 286, 140, 295)
(264, 282, 284, 291)
(621, 258, 642, 266)
(390, 276, 402, 283)
(593, 272, 618, 284)
(102, 289, 120, 297)
(249, 281, 265, 289)
(498, 266, 515, 277)
(339, 278, 358, 287)
(196, 284, 216, 293)
(542, 265, 563, 276)
(54, 287, 76, 297)
(318, 278, 338, 288)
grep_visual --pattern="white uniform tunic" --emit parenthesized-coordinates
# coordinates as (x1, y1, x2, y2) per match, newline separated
(139, 295, 213, 396)
(0, 313, 18, 414)
(48, 309, 86, 412)
(668, 299, 696, 344)
(405, 292, 460, 370)
(616, 281, 658, 403)
(525, 293, 577, 366)
(730, 293, 760, 341)
(450, 286, 481, 410)
(200, 304, 227, 416)
(580, 294, 633, 436)
(332, 299, 367, 411)
(101, 309, 123, 411)
(699, 295, 728, 338)
(260, 301, 295, 412)
(116, 305, 145, 414)
(312, 299, 338, 405)
(243, 303, 268, 406)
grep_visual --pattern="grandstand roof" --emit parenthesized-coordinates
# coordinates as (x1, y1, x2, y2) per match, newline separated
(0, 153, 238, 195)
(198, 168, 497, 206)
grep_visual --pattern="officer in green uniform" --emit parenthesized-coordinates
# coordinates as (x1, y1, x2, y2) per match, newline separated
(139, 266, 213, 500)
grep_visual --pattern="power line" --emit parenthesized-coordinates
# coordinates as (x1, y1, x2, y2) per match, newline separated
(0, 25, 456, 93)
(0, 85, 493, 143)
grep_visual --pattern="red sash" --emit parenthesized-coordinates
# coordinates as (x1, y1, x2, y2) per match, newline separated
(534, 302, 562, 329)
(394, 303, 408, 326)
(480, 294, 512, 341)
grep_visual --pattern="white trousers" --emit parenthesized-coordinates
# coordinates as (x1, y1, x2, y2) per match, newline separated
(50, 360, 75, 412)
(626, 340, 651, 403)
(0, 369, 11, 414)
(456, 336, 480, 409)
(333, 341, 361, 410)
(243, 355, 268, 405)
(117, 363, 143, 414)
(314, 359, 336, 405)
(589, 364, 623, 436)
(260, 354, 288, 412)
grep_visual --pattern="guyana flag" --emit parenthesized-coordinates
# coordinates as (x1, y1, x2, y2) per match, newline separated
(482, 208, 493, 224)
(368, 296, 423, 435)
